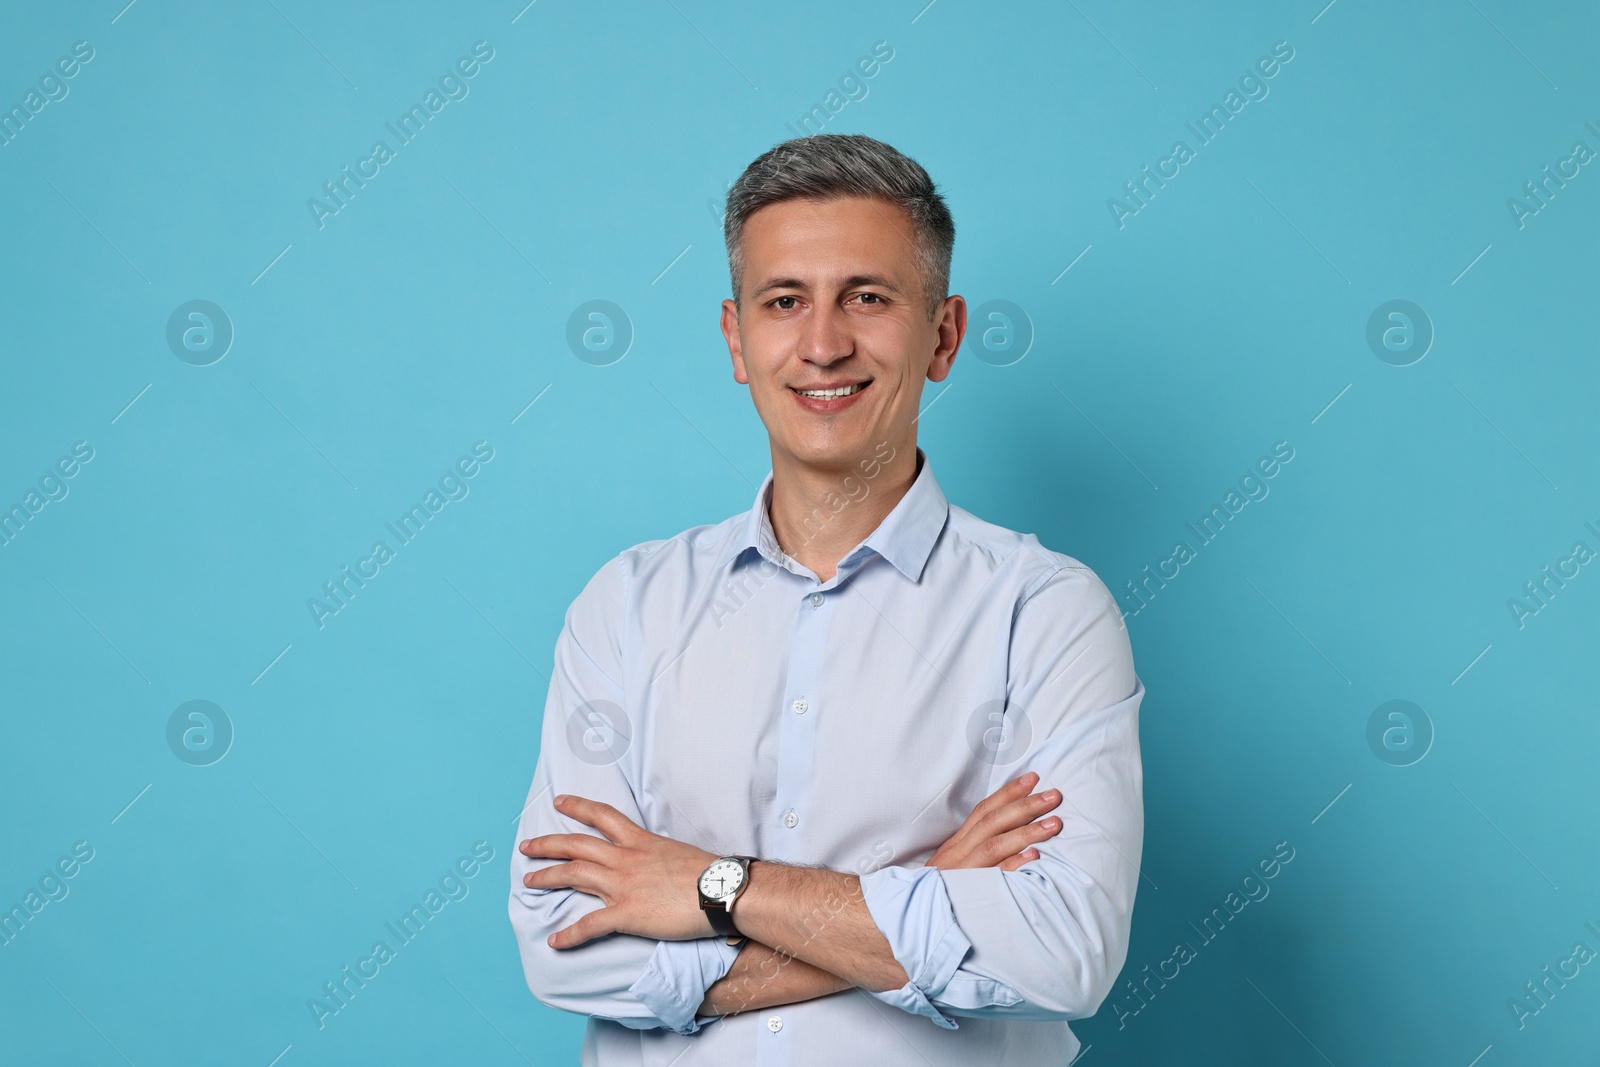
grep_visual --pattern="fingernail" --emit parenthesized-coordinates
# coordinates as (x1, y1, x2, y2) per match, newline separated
(554, 795, 568, 804)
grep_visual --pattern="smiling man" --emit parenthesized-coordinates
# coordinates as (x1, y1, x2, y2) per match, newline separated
(509, 133, 1145, 1065)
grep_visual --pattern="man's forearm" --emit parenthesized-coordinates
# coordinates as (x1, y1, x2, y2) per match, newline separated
(729, 861, 910, 993)
(697, 939, 852, 1018)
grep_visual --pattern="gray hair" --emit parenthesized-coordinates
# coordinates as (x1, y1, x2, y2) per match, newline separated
(723, 133, 955, 322)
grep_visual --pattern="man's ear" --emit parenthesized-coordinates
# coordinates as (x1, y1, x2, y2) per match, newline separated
(927, 294, 966, 384)
(722, 299, 749, 385)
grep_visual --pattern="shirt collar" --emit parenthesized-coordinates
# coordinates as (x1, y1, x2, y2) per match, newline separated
(717, 446, 948, 583)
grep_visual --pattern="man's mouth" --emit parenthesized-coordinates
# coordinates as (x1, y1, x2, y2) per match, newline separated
(792, 381, 870, 399)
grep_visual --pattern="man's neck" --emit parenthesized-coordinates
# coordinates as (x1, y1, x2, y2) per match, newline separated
(766, 441, 920, 583)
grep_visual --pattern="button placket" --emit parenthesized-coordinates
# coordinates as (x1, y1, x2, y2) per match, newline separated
(769, 588, 826, 857)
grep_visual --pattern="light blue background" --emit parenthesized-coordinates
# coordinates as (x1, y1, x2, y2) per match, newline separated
(2, 1, 1596, 1064)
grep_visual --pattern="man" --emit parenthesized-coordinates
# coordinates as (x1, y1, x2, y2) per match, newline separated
(509, 133, 1145, 1065)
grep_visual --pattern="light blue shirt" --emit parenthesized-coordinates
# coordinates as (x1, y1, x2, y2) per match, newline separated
(509, 446, 1145, 1065)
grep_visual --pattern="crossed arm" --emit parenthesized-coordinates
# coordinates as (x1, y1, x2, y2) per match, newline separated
(518, 770, 1064, 1020)
(512, 559, 1143, 1032)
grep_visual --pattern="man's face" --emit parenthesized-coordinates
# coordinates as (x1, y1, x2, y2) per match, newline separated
(721, 195, 964, 473)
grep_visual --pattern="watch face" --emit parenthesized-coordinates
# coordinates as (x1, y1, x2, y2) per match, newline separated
(699, 859, 745, 899)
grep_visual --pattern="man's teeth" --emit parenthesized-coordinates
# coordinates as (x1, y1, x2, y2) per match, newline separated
(797, 383, 866, 399)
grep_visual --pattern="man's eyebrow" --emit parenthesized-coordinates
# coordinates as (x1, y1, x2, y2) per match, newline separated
(752, 274, 907, 298)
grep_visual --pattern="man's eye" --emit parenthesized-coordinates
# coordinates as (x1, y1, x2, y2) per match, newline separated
(857, 293, 883, 305)
(772, 296, 798, 310)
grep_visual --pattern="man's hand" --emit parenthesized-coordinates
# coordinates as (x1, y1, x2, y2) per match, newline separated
(925, 771, 1062, 872)
(519, 794, 719, 948)
(523, 773, 1060, 951)
(698, 771, 1065, 1019)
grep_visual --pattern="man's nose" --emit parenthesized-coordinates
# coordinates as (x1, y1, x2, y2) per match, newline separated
(800, 303, 853, 364)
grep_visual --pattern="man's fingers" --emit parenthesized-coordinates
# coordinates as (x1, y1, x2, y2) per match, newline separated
(519, 832, 614, 863)
(548, 906, 617, 950)
(945, 772, 1039, 850)
(980, 786, 1062, 837)
(553, 794, 642, 843)
(975, 772, 1038, 818)
(926, 774, 1060, 871)
(985, 819, 1060, 865)
(523, 859, 610, 895)
(997, 848, 1040, 873)
(963, 817, 1061, 869)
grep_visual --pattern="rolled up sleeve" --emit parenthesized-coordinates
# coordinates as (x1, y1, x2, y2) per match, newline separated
(856, 864, 974, 1028)
(860, 564, 1145, 1024)
(628, 937, 744, 1033)
(508, 555, 741, 1035)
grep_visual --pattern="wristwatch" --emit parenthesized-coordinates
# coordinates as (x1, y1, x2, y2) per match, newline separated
(698, 855, 756, 941)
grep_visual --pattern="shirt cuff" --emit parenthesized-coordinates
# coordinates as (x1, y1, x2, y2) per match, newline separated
(858, 864, 972, 1029)
(626, 936, 744, 1035)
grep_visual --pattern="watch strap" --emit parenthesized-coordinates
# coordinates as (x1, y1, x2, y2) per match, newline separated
(705, 901, 738, 936)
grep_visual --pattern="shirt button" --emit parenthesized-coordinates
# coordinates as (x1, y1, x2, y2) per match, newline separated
(782, 809, 798, 828)
(809, 592, 823, 607)
(792, 698, 808, 715)
(767, 1015, 783, 1033)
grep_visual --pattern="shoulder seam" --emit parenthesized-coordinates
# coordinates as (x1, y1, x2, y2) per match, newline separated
(946, 507, 1095, 578)
(625, 513, 743, 562)
(1018, 561, 1065, 607)
(1016, 549, 1108, 610)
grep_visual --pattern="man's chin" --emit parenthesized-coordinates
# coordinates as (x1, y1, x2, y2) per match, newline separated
(776, 434, 889, 472)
